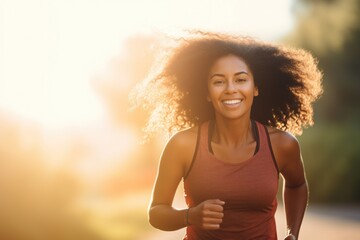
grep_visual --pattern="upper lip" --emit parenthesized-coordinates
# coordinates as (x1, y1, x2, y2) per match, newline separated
(222, 98, 243, 101)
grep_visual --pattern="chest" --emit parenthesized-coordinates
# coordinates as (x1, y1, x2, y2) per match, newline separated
(210, 140, 257, 164)
(184, 153, 279, 209)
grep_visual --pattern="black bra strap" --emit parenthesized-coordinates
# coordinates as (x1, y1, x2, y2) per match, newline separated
(252, 120, 260, 155)
(208, 120, 215, 154)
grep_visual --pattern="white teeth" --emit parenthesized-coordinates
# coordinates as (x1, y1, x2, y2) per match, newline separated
(223, 99, 242, 105)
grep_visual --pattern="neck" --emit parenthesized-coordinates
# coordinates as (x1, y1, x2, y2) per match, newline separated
(212, 116, 253, 147)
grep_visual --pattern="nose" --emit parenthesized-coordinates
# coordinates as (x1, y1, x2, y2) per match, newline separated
(225, 81, 236, 94)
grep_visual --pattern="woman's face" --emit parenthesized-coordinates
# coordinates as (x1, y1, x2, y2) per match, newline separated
(207, 54, 258, 120)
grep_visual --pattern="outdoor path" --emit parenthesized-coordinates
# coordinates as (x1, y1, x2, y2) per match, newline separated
(141, 205, 360, 239)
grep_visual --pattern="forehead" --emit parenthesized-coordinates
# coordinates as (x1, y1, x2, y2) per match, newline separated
(209, 54, 251, 74)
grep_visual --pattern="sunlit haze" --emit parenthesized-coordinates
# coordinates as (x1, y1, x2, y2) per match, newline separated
(0, 0, 294, 128)
(1, 1, 360, 239)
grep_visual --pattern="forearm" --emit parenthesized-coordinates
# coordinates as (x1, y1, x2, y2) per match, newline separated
(149, 204, 188, 231)
(283, 182, 308, 239)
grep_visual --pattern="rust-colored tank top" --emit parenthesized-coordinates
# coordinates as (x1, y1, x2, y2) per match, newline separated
(183, 121, 279, 240)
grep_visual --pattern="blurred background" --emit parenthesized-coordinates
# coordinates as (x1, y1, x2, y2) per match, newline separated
(0, 0, 359, 239)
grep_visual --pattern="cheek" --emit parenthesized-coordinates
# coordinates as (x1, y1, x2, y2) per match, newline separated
(243, 82, 257, 96)
(206, 86, 211, 101)
(206, 85, 218, 101)
(207, 90, 216, 102)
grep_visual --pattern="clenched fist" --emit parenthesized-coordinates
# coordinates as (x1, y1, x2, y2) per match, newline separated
(188, 199, 225, 230)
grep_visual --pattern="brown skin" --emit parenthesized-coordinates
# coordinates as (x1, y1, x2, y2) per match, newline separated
(149, 55, 307, 239)
(269, 127, 308, 239)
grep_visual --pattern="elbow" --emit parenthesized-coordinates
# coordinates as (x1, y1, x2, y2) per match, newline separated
(148, 206, 157, 228)
(148, 206, 164, 230)
(285, 180, 307, 189)
(148, 214, 157, 229)
(148, 205, 177, 231)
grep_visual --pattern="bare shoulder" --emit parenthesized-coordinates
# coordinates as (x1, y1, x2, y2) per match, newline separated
(151, 127, 200, 207)
(266, 126, 301, 172)
(267, 127, 300, 152)
(167, 126, 198, 151)
(162, 126, 199, 172)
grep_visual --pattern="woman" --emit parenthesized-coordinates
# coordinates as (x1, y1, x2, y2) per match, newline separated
(136, 32, 323, 239)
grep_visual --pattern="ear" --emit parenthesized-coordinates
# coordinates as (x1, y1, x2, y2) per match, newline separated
(206, 94, 211, 102)
(254, 86, 259, 97)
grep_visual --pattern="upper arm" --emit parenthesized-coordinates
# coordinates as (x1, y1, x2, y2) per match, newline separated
(150, 129, 197, 207)
(270, 130, 307, 187)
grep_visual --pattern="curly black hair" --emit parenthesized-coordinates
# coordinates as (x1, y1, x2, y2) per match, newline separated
(132, 31, 323, 136)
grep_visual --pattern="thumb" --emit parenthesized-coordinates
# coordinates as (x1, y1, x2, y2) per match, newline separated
(211, 199, 225, 205)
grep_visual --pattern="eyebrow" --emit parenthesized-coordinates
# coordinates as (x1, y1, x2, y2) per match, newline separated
(209, 71, 249, 79)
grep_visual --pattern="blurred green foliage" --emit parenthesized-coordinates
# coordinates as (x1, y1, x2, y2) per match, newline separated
(287, 0, 360, 203)
(300, 124, 360, 203)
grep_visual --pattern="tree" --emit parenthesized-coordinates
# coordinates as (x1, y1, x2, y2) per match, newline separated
(285, 0, 360, 203)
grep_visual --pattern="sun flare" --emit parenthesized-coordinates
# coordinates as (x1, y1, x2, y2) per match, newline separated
(0, 0, 294, 128)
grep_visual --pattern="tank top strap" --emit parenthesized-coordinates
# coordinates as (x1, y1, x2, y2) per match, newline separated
(198, 121, 211, 153)
(183, 121, 209, 180)
(193, 121, 279, 175)
(255, 121, 267, 152)
(255, 121, 279, 174)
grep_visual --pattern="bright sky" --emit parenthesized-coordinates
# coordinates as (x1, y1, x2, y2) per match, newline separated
(0, 0, 295, 128)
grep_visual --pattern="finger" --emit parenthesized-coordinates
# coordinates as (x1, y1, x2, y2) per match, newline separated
(203, 217, 223, 224)
(203, 210, 224, 219)
(207, 199, 225, 205)
(206, 204, 224, 212)
(215, 199, 225, 205)
(202, 223, 221, 230)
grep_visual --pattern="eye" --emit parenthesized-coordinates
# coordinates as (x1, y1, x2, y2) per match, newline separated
(213, 79, 225, 85)
(235, 78, 246, 83)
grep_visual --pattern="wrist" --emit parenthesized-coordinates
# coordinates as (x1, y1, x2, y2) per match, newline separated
(284, 233, 296, 240)
(185, 208, 191, 226)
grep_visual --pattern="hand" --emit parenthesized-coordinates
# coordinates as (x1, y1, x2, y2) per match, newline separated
(284, 234, 296, 240)
(188, 199, 225, 230)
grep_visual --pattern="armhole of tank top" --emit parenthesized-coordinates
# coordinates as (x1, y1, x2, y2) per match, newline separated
(264, 126, 280, 175)
(208, 120, 214, 154)
(252, 120, 260, 155)
(183, 124, 202, 180)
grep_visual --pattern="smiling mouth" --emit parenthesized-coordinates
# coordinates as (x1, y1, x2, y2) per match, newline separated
(222, 99, 242, 105)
